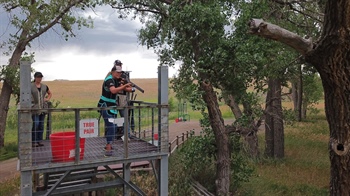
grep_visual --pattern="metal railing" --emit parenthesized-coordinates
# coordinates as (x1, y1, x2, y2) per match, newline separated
(168, 130, 195, 155)
(18, 102, 168, 170)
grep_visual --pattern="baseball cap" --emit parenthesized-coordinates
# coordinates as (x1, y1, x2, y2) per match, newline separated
(111, 65, 123, 72)
(34, 72, 44, 78)
(114, 60, 122, 66)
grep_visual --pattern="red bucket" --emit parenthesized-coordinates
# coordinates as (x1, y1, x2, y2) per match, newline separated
(50, 132, 85, 162)
(154, 133, 159, 140)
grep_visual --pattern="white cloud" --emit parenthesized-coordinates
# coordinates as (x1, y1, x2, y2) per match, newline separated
(1, 5, 179, 81)
(32, 45, 178, 81)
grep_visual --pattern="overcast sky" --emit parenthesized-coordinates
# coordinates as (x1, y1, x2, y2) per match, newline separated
(0, 5, 178, 81)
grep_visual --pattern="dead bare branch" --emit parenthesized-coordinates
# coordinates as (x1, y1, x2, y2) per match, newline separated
(248, 18, 313, 55)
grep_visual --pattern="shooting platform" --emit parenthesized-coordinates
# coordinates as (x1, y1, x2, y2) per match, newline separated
(18, 62, 169, 196)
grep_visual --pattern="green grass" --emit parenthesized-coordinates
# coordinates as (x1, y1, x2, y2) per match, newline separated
(238, 114, 329, 195)
(0, 142, 17, 161)
(2, 107, 18, 161)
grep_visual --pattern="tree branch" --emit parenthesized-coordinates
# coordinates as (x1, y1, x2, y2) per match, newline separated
(26, 0, 86, 43)
(159, 0, 173, 4)
(248, 18, 313, 55)
(272, 0, 323, 23)
(110, 2, 166, 17)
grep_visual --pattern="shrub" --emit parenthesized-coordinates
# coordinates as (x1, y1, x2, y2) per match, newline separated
(172, 130, 254, 194)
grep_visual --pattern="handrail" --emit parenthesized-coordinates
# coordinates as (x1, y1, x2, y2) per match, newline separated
(168, 130, 195, 155)
(135, 129, 194, 154)
(17, 104, 167, 113)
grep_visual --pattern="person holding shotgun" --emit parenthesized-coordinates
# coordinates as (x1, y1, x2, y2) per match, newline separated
(109, 60, 144, 115)
(97, 62, 134, 157)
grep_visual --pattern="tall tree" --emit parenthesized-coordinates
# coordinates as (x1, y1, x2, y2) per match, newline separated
(248, 0, 350, 194)
(265, 78, 284, 158)
(231, 0, 301, 159)
(104, 0, 244, 194)
(0, 0, 92, 147)
(166, 2, 235, 194)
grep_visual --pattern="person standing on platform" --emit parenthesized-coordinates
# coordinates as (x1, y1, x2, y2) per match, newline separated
(31, 72, 52, 147)
(97, 63, 134, 156)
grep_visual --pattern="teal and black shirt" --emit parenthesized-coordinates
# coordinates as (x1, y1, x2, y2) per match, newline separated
(98, 74, 120, 114)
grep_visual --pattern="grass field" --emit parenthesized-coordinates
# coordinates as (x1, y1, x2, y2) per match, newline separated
(238, 115, 329, 195)
(45, 78, 160, 107)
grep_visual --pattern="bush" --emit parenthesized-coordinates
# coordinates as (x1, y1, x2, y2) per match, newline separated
(168, 153, 194, 195)
(0, 142, 18, 161)
(170, 131, 254, 194)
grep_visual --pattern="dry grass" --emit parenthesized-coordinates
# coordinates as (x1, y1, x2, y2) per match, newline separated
(0, 175, 20, 196)
(45, 79, 159, 107)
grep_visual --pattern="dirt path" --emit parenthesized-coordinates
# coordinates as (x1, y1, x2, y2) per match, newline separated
(1, 119, 224, 184)
(0, 157, 19, 184)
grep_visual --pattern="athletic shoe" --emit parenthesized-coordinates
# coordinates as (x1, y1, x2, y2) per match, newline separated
(121, 136, 130, 142)
(104, 146, 114, 150)
(104, 144, 113, 157)
(104, 150, 113, 157)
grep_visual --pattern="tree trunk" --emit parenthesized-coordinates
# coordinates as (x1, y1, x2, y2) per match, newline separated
(0, 43, 26, 147)
(224, 94, 242, 118)
(265, 80, 274, 157)
(200, 80, 230, 195)
(273, 78, 284, 158)
(307, 47, 350, 195)
(301, 97, 307, 119)
(224, 94, 260, 157)
(303, 1, 350, 194)
(312, 61, 350, 195)
(0, 82, 13, 147)
(291, 82, 298, 119)
(265, 78, 284, 158)
(298, 66, 303, 120)
(292, 65, 303, 121)
(242, 126, 260, 157)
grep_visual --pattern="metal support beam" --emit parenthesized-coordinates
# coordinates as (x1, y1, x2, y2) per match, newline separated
(19, 60, 33, 196)
(123, 108, 129, 158)
(158, 66, 169, 195)
(159, 155, 169, 196)
(44, 170, 72, 196)
(123, 163, 131, 195)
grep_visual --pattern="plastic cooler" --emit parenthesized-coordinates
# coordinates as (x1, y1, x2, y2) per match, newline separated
(50, 132, 85, 162)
